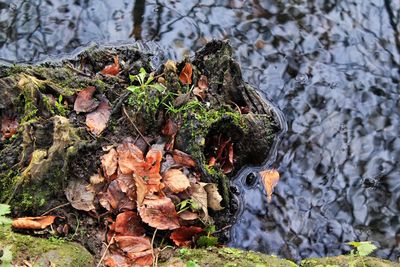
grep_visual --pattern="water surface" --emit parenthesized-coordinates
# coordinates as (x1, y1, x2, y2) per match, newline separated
(0, 0, 399, 261)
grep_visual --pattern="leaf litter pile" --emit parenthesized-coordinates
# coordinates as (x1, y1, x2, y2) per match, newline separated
(1, 41, 281, 266)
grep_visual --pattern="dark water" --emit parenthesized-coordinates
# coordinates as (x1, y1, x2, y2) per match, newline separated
(1, 0, 399, 262)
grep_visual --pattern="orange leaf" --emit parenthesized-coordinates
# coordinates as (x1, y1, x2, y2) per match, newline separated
(101, 55, 120, 76)
(179, 63, 192, 85)
(73, 86, 99, 113)
(12, 216, 57, 230)
(115, 236, 153, 266)
(116, 143, 145, 175)
(86, 100, 111, 135)
(172, 149, 196, 168)
(139, 196, 180, 230)
(163, 169, 190, 193)
(101, 148, 118, 179)
(1, 115, 18, 140)
(170, 226, 203, 247)
(259, 169, 280, 203)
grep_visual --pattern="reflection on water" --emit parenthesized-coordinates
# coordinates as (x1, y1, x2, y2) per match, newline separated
(1, 0, 399, 261)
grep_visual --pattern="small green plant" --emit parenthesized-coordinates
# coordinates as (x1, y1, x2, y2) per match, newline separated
(196, 225, 218, 248)
(0, 245, 13, 267)
(54, 95, 68, 116)
(348, 241, 377, 267)
(176, 199, 198, 214)
(0, 204, 12, 227)
(185, 260, 200, 267)
(127, 68, 168, 119)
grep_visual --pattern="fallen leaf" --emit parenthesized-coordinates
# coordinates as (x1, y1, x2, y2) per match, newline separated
(99, 179, 135, 211)
(162, 119, 178, 136)
(164, 59, 177, 73)
(193, 87, 206, 101)
(104, 253, 131, 267)
(73, 86, 99, 113)
(259, 169, 280, 203)
(117, 143, 145, 175)
(204, 183, 224, 211)
(222, 142, 234, 174)
(139, 195, 180, 230)
(1, 115, 18, 140)
(86, 100, 111, 135)
(90, 173, 105, 185)
(101, 148, 118, 178)
(170, 226, 203, 247)
(197, 75, 208, 90)
(178, 210, 199, 221)
(101, 55, 120, 76)
(114, 211, 145, 237)
(65, 179, 96, 211)
(173, 150, 196, 168)
(179, 62, 192, 85)
(163, 169, 190, 193)
(190, 183, 211, 223)
(115, 236, 153, 265)
(134, 175, 148, 206)
(12, 216, 57, 230)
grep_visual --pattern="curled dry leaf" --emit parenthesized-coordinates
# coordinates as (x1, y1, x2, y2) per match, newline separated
(259, 169, 280, 203)
(162, 118, 178, 136)
(138, 196, 180, 230)
(172, 149, 196, 168)
(73, 86, 99, 113)
(1, 115, 18, 140)
(101, 55, 120, 76)
(197, 75, 208, 90)
(117, 142, 145, 175)
(86, 100, 111, 135)
(190, 183, 211, 223)
(12, 216, 57, 230)
(163, 169, 190, 193)
(101, 148, 118, 178)
(179, 62, 193, 85)
(134, 175, 148, 206)
(204, 183, 224, 211)
(114, 236, 153, 266)
(170, 226, 203, 247)
(164, 59, 177, 73)
(99, 179, 135, 211)
(65, 179, 96, 211)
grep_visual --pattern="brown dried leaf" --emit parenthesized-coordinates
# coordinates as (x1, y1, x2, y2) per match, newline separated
(86, 101, 111, 135)
(197, 75, 208, 90)
(12, 216, 57, 230)
(172, 150, 196, 168)
(164, 59, 177, 73)
(259, 169, 280, 203)
(163, 169, 190, 193)
(204, 183, 224, 211)
(65, 179, 96, 211)
(190, 183, 211, 223)
(179, 62, 192, 85)
(162, 118, 178, 136)
(73, 86, 99, 113)
(99, 179, 135, 211)
(1, 115, 19, 140)
(170, 226, 203, 247)
(115, 236, 153, 266)
(90, 173, 105, 185)
(117, 143, 145, 175)
(114, 211, 145, 237)
(101, 148, 118, 178)
(101, 55, 120, 76)
(139, 196, 180, 230)
(104, 253, 131, 267)
(178, 210, 199, 221)
(134, 175, 148, 206)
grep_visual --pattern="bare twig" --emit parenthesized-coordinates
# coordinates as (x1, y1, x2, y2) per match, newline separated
(151, 229, 158, 267)
(41, 203, 71, 216)
(96, 234, 115, 267)
(122, 105, 150, 147)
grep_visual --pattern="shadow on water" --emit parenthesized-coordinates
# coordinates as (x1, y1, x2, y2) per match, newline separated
(0, 0, 399, 262)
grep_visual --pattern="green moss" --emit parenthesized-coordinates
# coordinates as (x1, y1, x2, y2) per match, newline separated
(300, 255, 398, 267)
(0, 227, 93, 267)
(161, 247, 297, 267)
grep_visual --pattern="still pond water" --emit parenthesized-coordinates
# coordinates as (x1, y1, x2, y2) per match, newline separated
(0, 0, 399, 262)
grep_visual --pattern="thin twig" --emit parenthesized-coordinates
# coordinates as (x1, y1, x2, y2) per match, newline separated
(96, 234, 115, 267)
(41, 203, 71, 216)
(151, 229, 158, 267)
(66, 64, 92, 77)
(122, 105, 150, 147)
